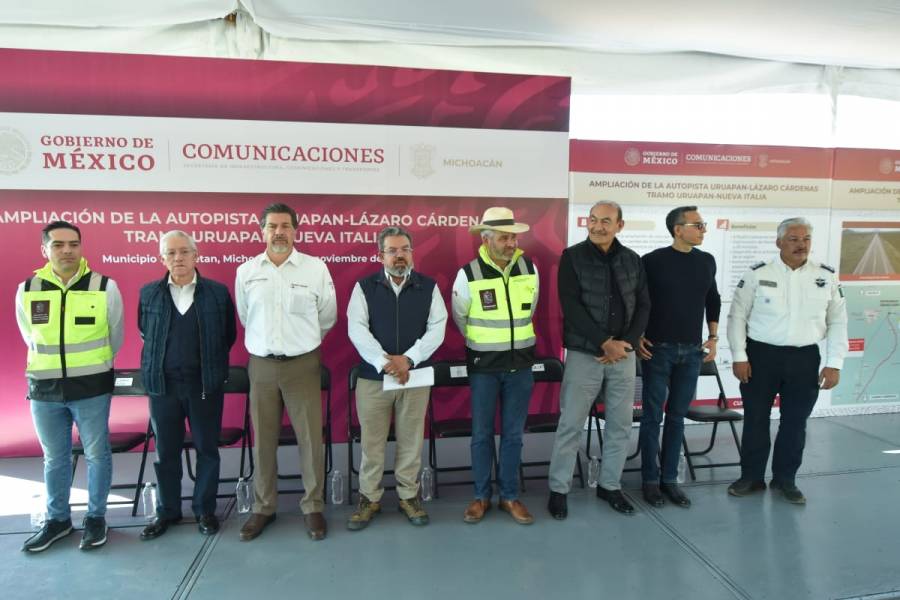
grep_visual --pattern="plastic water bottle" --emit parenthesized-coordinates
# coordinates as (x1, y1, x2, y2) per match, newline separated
(420, 466, 434, 501)
(588, 456, 601, 488)
(235, 477, 253, 514)
(30, 494, 46, 530)
(677, 452, 687, 484)
(141, 482, 157, 521)
(330, 469, 344, 505)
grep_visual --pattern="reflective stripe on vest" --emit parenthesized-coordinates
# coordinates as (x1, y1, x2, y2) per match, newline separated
(464, 247, 536, 353)
(23, 269, 113, 380)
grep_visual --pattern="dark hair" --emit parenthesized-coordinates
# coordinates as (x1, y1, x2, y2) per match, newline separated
(377, 226, 413, 252)
(665, 206, 698, 237)
(260, 203, 298, 229)
(42, 221, 81, 244)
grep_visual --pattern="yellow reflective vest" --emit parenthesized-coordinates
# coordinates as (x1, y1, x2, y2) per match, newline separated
(463, 245, 537, 371)
(22, 259, 114, 400)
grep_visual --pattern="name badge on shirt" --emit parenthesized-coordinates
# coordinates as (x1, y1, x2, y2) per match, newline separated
(479, 289, 498, 311)
(30, 300, 50, 325)
(759, 280, 777, 288)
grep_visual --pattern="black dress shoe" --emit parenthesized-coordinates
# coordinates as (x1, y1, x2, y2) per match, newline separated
(198, 514, 220, 535)
(547, 491, 568, 520)
(660, 483, 691, 508)
(642, 483, 665, 507)
(140, 516, 182, 541)
(596, 486, 635, 514)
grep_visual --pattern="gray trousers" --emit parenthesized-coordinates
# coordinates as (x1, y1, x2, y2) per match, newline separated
(549, 349, 636, 493)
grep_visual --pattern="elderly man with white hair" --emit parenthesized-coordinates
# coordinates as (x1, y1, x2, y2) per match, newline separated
(137, 230, 236, 539)
(727, 217, 847, 504)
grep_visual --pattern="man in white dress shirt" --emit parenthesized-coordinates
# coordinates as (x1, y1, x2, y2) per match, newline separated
(235, 203, 337, 541)
(727, 217, 847, 504)
(345, 226, 447, 530)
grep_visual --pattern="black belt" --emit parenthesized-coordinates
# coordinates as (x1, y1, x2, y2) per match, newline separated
(264, 354, 300, 361)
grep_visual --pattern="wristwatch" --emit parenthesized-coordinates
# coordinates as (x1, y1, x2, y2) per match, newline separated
(707, 335, 719, 341)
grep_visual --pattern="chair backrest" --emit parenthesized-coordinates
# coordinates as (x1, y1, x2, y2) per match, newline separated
(320, 364, 331, 392)
(348, 364, 360, 392)
(222, 366, 249, 394)
(112, 369, 147, 396)
(431, 360, 471, 388)
(698, 360, 727, 407)
(531, 356, 564, 383)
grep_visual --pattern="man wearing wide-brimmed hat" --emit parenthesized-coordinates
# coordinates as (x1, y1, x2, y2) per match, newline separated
(451, 206, 539, 525)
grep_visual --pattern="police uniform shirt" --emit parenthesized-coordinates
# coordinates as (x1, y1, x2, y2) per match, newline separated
(235, 248, 337, 357)
(727, 258, 848, 369)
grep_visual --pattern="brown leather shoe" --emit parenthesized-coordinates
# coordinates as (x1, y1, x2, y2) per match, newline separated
(239, 513, 275, 541)
(463, 499, 491, 523)
(498, 499, 534, 525)
(304, 512, 327, 541)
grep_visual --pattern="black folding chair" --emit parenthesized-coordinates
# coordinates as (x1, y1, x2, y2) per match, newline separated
(276, 365, 334, 498)
(585, 359, 643, 473)
(346, 364, 401, 503)
(682, 360, 743, 480)
(519, 357, 585, 489)
(183, 366, 254, 495)
(71, 368, 152, 517)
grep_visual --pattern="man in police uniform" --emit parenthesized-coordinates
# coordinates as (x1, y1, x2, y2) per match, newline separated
(452, 207, 538, 525)
(16, 221, 124, 552)
(727, 217, 847, 504)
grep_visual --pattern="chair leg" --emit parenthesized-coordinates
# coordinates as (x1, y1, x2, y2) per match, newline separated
(575, 452, 586, 488)
(132, 423, 153, 517)
(184, 447, 197, 481)
(687, 422, 719, 457)
(682, 438, 697, 481)
(71, 454, 79, 480)
(730, 421, 743, 455)
(429, 435, 440, 500)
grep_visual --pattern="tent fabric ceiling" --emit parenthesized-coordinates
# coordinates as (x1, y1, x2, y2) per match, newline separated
(0, 1, 897, 99)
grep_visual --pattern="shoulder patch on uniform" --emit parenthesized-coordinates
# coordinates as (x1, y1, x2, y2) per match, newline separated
(820, 264, 835, 273)
(750, 262, 765, 271)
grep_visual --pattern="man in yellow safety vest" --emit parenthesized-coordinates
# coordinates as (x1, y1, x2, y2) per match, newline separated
(16, 221, 124, 553)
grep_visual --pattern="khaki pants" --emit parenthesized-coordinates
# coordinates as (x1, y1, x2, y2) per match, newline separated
(356, 378, 429, 502)
(249, 351, 324, 515)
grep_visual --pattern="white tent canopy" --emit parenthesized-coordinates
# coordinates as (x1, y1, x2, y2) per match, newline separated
(2, 1, 900, 147)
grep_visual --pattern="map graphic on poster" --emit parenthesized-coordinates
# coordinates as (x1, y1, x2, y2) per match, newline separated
(831, 284, 900, 405)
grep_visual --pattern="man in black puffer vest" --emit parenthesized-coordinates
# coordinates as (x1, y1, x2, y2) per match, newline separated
(346, 226, 447, 530)
(137, 230, 236, 541)
(548, 201, 650, 519)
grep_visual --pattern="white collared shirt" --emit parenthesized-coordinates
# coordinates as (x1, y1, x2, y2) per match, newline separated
(727, 257, 848, 369)
(235, 248, 337, 356)
(346, 269, 447, 371)
(168, 272, 197, 315)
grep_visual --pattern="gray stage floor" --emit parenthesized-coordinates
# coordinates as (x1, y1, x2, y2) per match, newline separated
(2, 414, 900, 600)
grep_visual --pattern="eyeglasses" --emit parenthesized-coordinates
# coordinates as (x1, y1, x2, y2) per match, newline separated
(382, 246, 413, 256)
(680, 222, 707, 230)
(164, 249, 195, 259)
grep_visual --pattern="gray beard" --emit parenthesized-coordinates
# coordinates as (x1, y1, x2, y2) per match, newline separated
(386, 263, 411, 277)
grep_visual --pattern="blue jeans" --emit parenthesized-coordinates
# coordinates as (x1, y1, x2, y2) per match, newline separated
(469, 369, 533, 500)
(30, 394, 112, 521)
(638, 343, 702, 484)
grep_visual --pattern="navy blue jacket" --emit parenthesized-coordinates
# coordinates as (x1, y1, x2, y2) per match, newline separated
(138, 271, 237, 396)
(357, 270, 436, 380)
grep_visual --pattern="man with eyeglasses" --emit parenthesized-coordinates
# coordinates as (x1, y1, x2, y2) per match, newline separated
(345, 226, 447, 530)
(547, 201, 650, 519)
(137, 230, 236, 540)
(235, 203, 337, 541)
(727, 217, 847, 504)
(636, 206, 720, 509)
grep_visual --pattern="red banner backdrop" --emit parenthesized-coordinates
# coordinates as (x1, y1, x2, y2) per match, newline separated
(0, 49, 570, 456)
